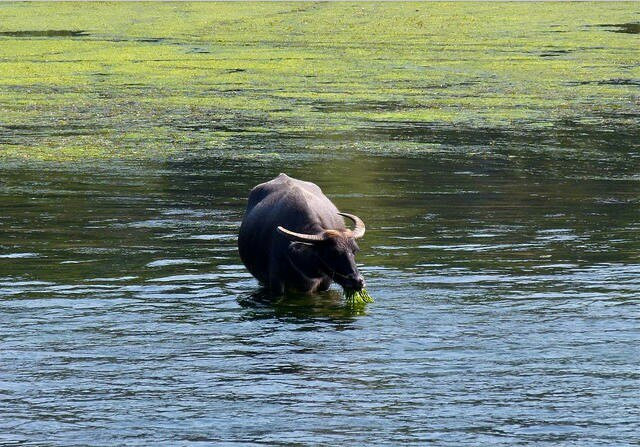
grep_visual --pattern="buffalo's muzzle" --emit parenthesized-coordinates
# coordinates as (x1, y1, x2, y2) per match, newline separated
(344, 274, 365, 291)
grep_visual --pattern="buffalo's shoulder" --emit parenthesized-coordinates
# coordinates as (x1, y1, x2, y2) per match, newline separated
(246, 174, 290, 210)
(289, 177, 323, 197)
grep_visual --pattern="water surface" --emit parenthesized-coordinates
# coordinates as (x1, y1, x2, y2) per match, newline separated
(2, 150, 639, 445)
(1, 2, 639, 445)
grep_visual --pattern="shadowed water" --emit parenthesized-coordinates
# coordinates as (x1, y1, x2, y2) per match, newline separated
(1, 148, 639, 445)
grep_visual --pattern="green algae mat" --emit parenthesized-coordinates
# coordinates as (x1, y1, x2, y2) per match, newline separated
(0, 2, 638, 161)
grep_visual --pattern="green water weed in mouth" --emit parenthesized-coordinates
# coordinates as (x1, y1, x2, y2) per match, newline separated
(343, 288, 374, 305)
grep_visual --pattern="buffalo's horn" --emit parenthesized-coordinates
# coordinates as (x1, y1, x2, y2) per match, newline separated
(277, 226, 326, 243)
(338, 212, 365, 239)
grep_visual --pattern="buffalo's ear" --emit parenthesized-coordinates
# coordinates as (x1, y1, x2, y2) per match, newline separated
(287, 242, 314, 258)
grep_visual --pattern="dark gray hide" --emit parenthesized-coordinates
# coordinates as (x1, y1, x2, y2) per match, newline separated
(238, 173, 365, 295)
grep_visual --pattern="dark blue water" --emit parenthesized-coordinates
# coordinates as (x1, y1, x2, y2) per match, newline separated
(1, 152, 639, 445)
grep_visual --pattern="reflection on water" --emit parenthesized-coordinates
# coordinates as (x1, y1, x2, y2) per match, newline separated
(238, 288, 368, 321)
(1, 148, 639, 444)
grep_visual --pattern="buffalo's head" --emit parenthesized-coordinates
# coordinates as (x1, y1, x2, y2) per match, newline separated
(277, 213, 366, 291)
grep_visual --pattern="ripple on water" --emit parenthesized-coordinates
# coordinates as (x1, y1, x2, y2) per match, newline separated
(145, 259, 206, 267)
(0, 252, 40, 258)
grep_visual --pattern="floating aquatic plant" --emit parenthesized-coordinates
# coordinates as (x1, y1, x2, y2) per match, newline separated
(0, 3, 636, 161)
(343, 288, 374, 305)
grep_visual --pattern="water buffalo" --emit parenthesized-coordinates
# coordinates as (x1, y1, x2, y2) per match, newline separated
(238, 173, 366, 295)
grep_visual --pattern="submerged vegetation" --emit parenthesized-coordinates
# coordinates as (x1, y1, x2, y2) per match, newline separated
(0, 2, 638, 160)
